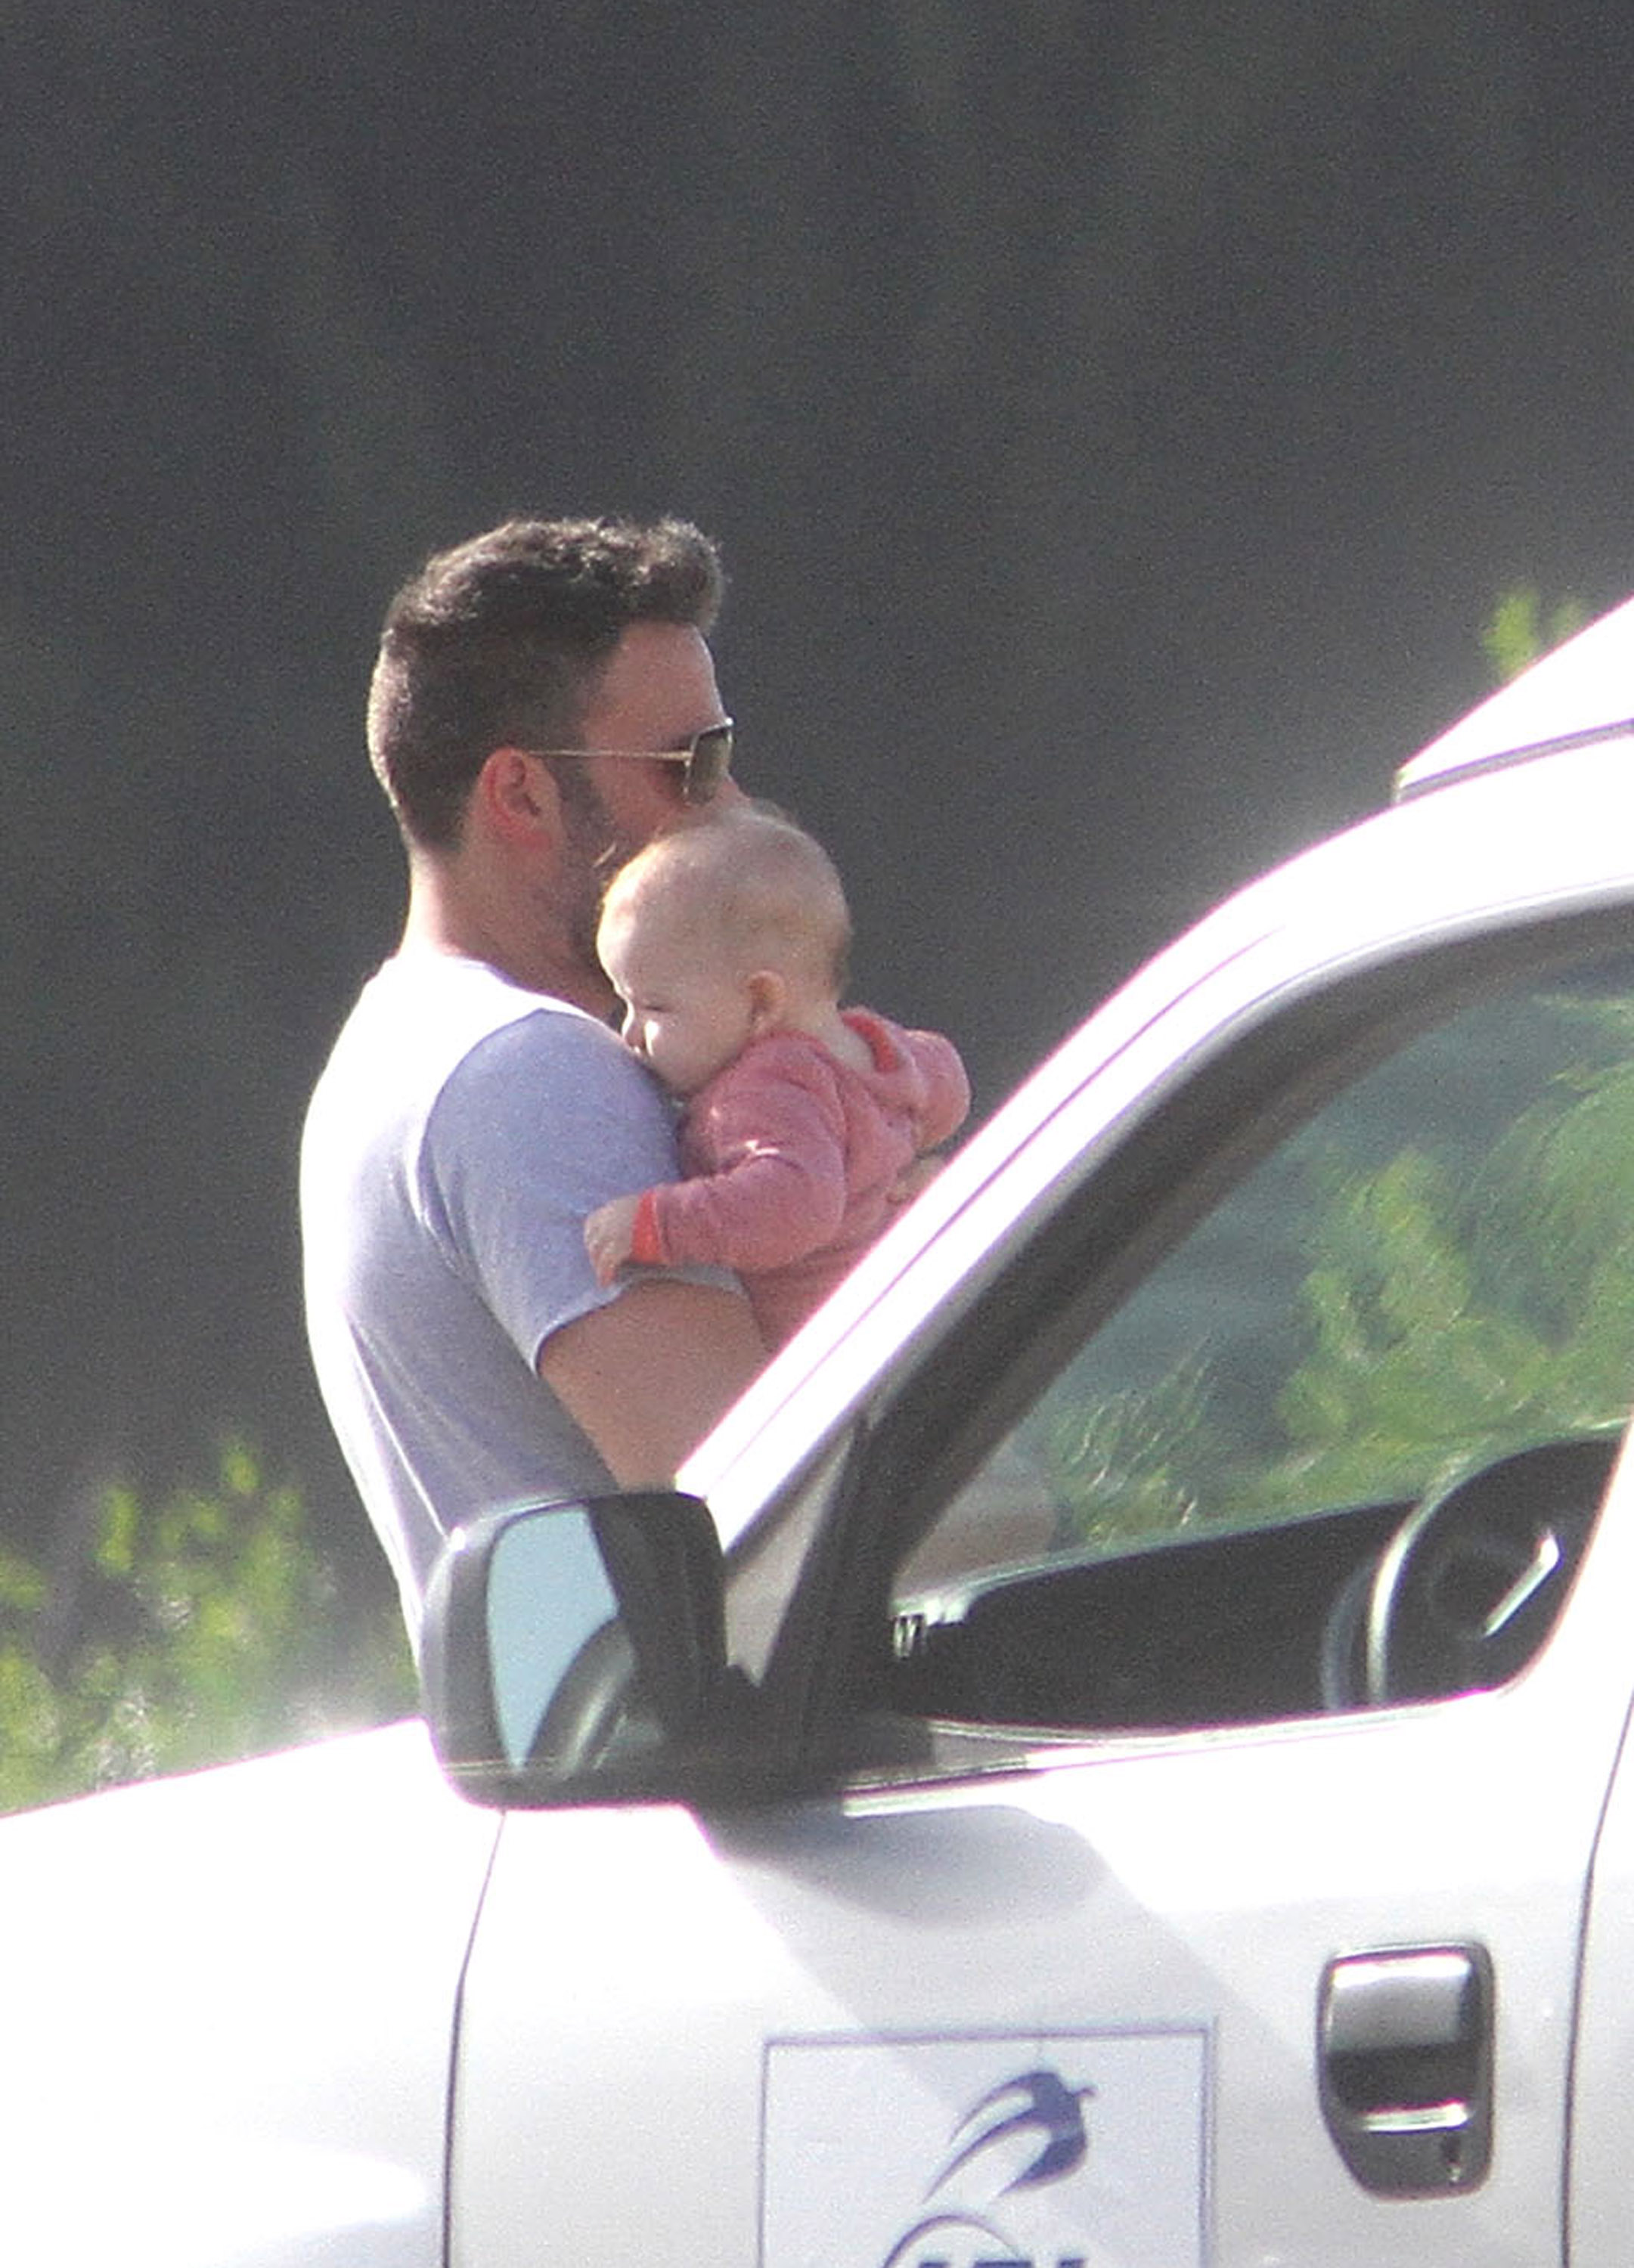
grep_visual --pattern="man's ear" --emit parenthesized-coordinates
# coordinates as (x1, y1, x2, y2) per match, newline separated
(477, 747, 555, 844)
(746, 969, 787, 1034)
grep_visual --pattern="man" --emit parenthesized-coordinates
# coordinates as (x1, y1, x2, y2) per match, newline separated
(301, 516, 764, 1652)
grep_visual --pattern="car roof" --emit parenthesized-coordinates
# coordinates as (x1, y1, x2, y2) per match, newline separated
(1394, 593, 1634, 800)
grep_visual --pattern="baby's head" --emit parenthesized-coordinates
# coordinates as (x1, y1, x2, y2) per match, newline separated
(597, 810, 851, 1096)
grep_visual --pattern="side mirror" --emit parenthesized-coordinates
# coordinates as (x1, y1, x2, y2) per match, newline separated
(420, 1491, 748, 1807)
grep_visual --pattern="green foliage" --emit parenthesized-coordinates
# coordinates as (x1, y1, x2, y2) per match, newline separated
(0, 1442, 415, 1814)
(1265, 1145, 1560, 1506)
(1035, 989, 1634, 1557)
(1037, 1351, 1220, 1553)
(1480, 584, 1590, 684)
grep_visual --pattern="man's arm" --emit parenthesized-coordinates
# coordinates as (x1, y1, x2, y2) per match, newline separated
(538, 1277, 765, 1487)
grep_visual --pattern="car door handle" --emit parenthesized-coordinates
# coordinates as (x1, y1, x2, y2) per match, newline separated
(1317, 1944, 1493, 2195)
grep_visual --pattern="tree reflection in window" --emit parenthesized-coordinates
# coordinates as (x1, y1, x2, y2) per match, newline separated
(972, 974, 1634, 1568)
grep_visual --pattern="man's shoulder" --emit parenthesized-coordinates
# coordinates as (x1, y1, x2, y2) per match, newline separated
(316, 956, 619, 1101)
(351, 953, 594, 1049)
(305, 959, 643, 1200)
(441, 982, 655, 1118)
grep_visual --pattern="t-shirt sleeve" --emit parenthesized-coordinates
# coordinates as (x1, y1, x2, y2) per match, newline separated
(418, 1007, 734, 1368)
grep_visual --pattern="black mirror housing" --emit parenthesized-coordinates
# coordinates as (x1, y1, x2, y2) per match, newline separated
(421, 1491, 747, 1808)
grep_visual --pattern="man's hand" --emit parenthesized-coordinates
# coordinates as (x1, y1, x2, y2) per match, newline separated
(584, 1192, 643, 1284)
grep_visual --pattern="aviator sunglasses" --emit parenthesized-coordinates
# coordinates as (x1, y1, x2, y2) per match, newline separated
(525, 719, 734, 807)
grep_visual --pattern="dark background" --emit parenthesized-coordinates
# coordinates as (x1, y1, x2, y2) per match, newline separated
(5, 2, 1632, 1603)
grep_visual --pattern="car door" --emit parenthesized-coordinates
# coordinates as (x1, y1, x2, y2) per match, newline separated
(447, 903, 1634, 2268)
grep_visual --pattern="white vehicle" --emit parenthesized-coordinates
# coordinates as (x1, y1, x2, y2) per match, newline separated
(11, 600, 1634, 2268)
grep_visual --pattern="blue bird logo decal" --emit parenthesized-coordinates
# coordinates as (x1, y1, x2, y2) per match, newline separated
(932, 2067, 1098, 2197)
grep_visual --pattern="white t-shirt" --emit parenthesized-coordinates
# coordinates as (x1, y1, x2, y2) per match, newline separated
(300, 951, 718, 1653)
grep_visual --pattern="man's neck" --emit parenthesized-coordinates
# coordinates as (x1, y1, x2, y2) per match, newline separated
(399, 872, 616, 1018)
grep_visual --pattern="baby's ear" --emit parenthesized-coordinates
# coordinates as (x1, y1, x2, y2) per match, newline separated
(746, 969, 786, 1033)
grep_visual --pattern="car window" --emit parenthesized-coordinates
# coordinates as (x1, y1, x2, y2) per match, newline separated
(866, 932, 1634, 1743)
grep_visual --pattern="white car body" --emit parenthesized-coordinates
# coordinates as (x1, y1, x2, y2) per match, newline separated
(2, 1721, 497, 2267)
(11, 602, 1634, 2267)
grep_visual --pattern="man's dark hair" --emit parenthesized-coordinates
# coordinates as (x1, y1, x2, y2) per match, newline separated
(367, 515, 725, 850)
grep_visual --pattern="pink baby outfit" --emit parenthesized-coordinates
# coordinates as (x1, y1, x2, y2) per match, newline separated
(628, 1008, 970, 1348)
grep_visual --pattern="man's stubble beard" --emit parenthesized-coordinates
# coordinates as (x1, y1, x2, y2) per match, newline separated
(552, 759, 643, 979)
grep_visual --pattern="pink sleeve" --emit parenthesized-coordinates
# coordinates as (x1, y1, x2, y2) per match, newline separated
(907, 1030, 972, 1150)
(643, 1047, 852, 1274)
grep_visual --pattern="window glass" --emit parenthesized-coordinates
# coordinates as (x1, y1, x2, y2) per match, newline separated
(884, 946, 1634, 1732)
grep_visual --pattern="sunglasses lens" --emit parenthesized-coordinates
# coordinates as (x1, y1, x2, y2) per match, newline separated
(687, 723, 733, 803)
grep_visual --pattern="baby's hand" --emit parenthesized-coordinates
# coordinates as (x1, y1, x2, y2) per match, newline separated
(584, 1194, 643, 1284)
(888, 1154, 944, 1209)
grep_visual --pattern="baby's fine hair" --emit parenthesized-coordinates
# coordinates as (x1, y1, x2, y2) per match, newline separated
(603, 808, 852, 996)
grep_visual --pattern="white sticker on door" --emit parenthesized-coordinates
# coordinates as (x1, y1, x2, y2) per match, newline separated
(761, 2028, 1208, 2268)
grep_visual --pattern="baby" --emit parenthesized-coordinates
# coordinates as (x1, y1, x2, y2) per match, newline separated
(584, 809, 970, 1349)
